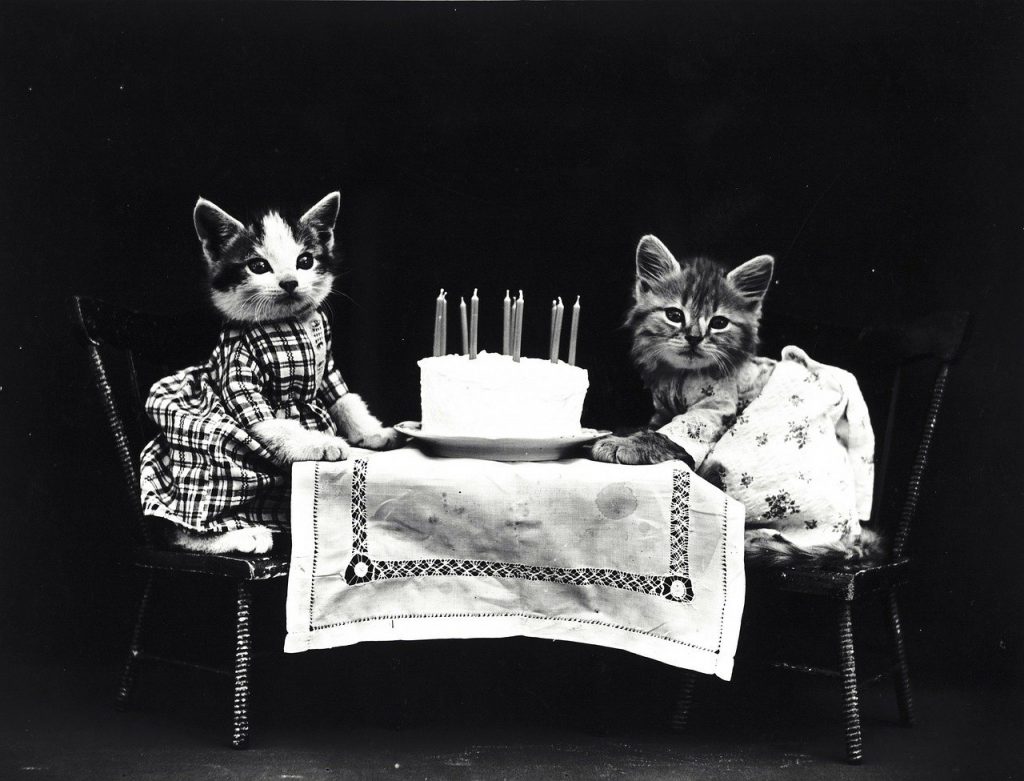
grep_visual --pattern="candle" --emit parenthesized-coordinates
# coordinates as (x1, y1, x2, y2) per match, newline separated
(502, 290, 511, 355)
(470, 288, 479, 359)
(567, 295, 580, 366)
(509, 296, 518, 361)
(549, 299, 557, 361)
(513, 290, 524, 362)
(433, 288, 444, 357)
(460, 297, 469, 355)
(551, 297, 564, 364)
(440, 290, 448, 355)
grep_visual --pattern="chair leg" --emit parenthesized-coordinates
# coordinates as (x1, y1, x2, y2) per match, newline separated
(232, 581, 253, 750)
(885, 588, 916, 727)
(670, 670, 698, 732)
(116, 571, 153, 710)
(837, 600, 863, 764)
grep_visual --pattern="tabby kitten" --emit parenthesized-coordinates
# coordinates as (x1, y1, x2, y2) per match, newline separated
(591, 234, 774, 468)
(593, 235, 881, 564)
(140, 192, 400, 555)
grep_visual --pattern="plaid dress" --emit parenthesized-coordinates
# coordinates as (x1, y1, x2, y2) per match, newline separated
(139, 308, 349, 534)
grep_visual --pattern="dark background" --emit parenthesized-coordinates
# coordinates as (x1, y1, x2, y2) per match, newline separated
(0, 0, 1020, 698)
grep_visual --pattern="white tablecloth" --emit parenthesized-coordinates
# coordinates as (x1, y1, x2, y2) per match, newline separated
(285, 447, 745, 679)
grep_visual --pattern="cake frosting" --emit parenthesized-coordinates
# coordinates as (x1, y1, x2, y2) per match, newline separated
(418, 351, 589, 438)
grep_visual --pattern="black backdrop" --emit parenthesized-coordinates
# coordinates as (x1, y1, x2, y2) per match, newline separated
(1, 2, 1021, 685)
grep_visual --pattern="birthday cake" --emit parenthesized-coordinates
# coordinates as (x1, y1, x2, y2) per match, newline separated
(417, 351, 589, 438)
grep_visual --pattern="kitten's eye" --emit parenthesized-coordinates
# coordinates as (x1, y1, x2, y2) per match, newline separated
(296, 252, 314, 270)
(664, 308, 684, 324)
(246, 258, 271, 274)
(709, 315, 730, 330)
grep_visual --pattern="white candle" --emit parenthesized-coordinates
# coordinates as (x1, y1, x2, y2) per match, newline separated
(433, 288, 444, 357)
(460, 297, 469, 355)
(552, 297, 564, 364)
(513, 290, 524, 362)
(440, 290, 448, 355)
(509, 296, 518, 361)
(548, 299, 557, 361)
(567, 295, 580, 366)
(502, 290, 511, 355)
(470, 288, 479, 359)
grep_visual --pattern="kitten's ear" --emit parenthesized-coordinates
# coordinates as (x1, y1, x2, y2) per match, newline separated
(193, 198, 245, 263)
(300, 191, 341, 247)
(635, 235, 680, 291)
(727, 254, 774, 301)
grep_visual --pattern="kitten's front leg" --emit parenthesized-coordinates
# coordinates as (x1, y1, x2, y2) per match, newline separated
(591, 430, 695, 468)
(329, 393, 404, 451)
(249, 419, 351, 466)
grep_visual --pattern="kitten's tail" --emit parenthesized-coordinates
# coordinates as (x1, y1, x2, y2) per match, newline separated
(744, 527, 885, 566)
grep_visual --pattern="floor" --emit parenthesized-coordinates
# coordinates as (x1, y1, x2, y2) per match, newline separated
(0, 638, 1020, 780)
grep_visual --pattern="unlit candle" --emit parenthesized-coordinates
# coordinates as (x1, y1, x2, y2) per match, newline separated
(459, 297, 469, 355)
(567, 295, 580, 366)
(502, 290, 511, 355)
(513, 290, 524, 362)
(440, 291, 448, 355)
(549, 299, 557, 361)
(552, 297, 564, 364)
(470, 289, 479, 359)
(433, 288, 444, 357)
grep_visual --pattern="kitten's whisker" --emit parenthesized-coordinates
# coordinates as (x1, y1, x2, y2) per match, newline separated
(256, 295, 273, 324)
(240, 292, 264, 311)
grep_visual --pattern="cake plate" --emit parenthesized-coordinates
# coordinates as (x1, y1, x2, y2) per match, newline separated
(394, 421, 610, 462)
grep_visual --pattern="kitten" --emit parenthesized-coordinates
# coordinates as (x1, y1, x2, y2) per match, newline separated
(592, 235, 881, 564)
(140, 192, 401, 555)
(592, 234, 774, 469)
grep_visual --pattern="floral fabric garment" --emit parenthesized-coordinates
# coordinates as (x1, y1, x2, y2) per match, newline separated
(139, 309, 349, 533)
(654, 356, 777, 466)
(659, 348, 874, 549)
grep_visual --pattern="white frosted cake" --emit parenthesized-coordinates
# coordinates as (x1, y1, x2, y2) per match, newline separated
(417, 351, 589, 438)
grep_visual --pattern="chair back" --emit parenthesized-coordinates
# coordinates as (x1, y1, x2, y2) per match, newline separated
(760, 310, 970, 562)
(70, 295, 216, 547)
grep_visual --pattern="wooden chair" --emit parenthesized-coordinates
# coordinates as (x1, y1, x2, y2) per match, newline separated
(70, 295, 290, 749)
(670, 310, 971, 764)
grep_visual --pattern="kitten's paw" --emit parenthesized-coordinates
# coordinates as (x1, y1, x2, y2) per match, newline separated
(358, 427, 405, 451)
(592, 435, 648, 465)
(271, 429, 350, 463)
(251, 419, 347, 465)
(167, 525, 274, 555)
(591, 432, 693, 467)
(225, 526, 274, 554)
(316, 436, 351, 462)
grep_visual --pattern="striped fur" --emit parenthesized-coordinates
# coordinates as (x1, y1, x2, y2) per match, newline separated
(591, 429, 696, 469)
(623, 236, 882, 565)
(745, 527, 886, 565)
(627, 234, 773, 388)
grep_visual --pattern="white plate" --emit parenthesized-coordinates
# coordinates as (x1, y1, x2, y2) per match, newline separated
(394, 421, 610, 462)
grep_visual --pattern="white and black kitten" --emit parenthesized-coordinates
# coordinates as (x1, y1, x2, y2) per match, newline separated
(142, 192, 400, 555)
(192, 193, 398, 464)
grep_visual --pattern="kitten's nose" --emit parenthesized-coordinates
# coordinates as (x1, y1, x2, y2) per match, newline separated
(684, 334, 703, 347)
(279, 279, 298, 294)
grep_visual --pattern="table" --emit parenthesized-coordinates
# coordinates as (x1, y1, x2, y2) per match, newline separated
(284, 446, 745, 679)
